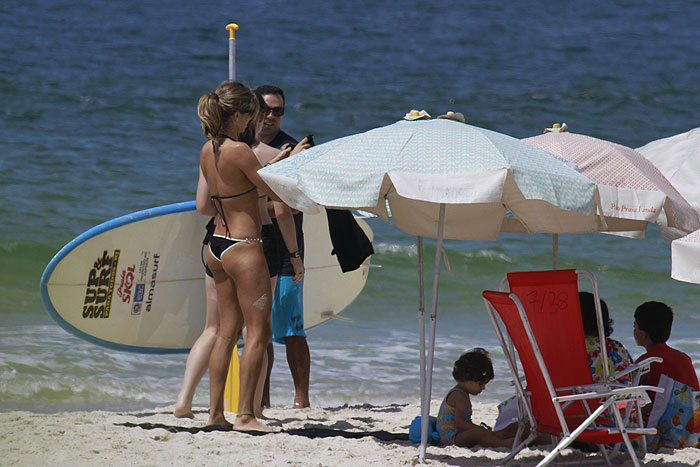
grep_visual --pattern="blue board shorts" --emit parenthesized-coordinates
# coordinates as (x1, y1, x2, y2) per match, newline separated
(271, 275, 306, 344)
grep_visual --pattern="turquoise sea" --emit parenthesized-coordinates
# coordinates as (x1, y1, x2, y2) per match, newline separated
(1, 0, 699, 413)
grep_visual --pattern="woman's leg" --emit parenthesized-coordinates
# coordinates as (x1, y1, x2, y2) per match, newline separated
(175, 275, 219, 418)
(207, 257, 244, 427)
(243, 325, 268, 418)
(221, 244, 273, 431)
(261, 276, 277, 408)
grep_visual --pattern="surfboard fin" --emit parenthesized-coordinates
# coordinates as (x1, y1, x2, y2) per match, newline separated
(320, 310, 353, 322)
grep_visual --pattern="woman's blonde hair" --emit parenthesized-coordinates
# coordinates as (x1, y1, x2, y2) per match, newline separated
(197, 81, 259, 141)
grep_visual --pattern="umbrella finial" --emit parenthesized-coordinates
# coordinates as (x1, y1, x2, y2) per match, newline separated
(544, 122, 568, 133)
(437, 111, 466, 123)
(404, 109, 431, 121)
(226, 23, 239, 40)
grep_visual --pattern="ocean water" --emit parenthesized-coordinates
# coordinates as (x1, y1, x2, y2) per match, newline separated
(2, 0, 700, 413)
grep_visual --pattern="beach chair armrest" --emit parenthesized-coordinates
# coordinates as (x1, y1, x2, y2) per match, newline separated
(553, 385, 663, 403)
(555, 382, 627, 394)
(610, 357, 663, 381)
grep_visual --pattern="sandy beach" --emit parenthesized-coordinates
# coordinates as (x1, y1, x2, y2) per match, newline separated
(2, 401, 698, 467)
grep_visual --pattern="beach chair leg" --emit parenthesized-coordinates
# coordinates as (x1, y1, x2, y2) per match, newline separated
(536, 435, 573, 467)
(500, 428, 537, 465)
(633, 399, 648, 461)
(511, 421, 526, 451)
(611, 405, 642, 467)
(596, 444, 612, 466)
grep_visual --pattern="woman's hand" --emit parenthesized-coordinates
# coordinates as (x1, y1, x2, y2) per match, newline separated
(289, 137, 311, 156)
(290, 256, 305, 284)
(266, 137, 312, 166)
(267, 146, 293, 166)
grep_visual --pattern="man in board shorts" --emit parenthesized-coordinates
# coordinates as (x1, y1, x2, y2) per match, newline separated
(257, 85, 311, 409)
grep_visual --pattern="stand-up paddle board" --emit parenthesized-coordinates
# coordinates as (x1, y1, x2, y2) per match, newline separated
(40, 201, 373, 353)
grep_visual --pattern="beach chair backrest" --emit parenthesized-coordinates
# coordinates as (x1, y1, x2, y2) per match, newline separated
(505, 269, 593, 391)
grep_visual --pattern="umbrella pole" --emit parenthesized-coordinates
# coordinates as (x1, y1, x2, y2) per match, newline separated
(417, 236, 426, 418)
(420, 204, 446, 462)
(417, 236, 427, 460)
(226, 23, 238, 80)
(552, 233, 558, 270)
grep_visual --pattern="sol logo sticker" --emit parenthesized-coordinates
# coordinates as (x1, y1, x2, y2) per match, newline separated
(116, 265, 136, 304)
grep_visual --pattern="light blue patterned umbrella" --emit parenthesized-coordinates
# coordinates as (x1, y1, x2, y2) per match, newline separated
(260, 118, 603, 460)
(261, 119, 602, 240)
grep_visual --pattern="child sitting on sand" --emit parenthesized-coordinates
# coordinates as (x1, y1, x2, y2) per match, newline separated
(437, 348, 514, 448)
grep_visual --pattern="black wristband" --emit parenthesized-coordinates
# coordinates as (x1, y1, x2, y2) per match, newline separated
(290, 250, 301, 258)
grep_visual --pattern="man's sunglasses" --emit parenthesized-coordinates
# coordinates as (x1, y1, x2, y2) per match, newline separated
(264, 106, 284, 117)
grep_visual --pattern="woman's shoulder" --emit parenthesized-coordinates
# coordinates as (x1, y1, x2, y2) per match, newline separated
(220, 139, 254, 154)
(218, 140, 257, 166)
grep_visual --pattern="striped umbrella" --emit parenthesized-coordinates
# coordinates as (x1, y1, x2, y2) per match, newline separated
(523, 128, 699, 236)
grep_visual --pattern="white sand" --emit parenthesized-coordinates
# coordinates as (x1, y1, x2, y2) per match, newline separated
(2, 401, 698, 466)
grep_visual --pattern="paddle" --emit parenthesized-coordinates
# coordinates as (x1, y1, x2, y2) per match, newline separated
(222, 22, 241, 413)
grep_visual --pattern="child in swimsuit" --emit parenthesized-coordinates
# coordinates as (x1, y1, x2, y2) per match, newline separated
(437, 348, 514, 448)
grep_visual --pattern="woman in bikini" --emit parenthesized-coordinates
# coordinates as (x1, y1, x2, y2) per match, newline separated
(197, 81, 302, 431)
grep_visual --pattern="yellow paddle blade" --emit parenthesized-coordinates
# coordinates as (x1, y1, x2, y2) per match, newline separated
(223, 345, 240, 412)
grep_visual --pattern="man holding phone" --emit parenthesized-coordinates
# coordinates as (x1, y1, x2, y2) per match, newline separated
(255, 85, 312, 409)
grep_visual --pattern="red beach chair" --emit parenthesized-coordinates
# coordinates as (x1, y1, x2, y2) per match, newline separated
(483, 269, 664, 467)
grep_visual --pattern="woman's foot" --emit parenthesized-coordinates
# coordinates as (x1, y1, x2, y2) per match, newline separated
(206, 413, 232, 428)
(233, 412, 275, 432)
(174, 406, 195, 419)
(292, 399, 310, 409)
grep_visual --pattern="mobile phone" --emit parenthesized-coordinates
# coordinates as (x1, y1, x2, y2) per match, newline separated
(305, 134, 315, 147)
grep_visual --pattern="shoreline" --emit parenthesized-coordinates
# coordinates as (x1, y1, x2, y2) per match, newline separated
(2, 401, 698, 466)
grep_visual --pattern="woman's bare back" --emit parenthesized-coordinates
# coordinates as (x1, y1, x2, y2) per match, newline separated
(200, 139, 262, 238)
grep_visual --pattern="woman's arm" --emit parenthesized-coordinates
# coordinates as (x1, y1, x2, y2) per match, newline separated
(273, 201, 305, 282)
(195, 166, 217, 216)
(228, 143, 285, 202)
(254, 137, 310, 166)
(238, 140, 308, 203)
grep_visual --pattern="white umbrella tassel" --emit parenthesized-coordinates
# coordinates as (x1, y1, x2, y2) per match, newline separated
(420, 204, 446, 462)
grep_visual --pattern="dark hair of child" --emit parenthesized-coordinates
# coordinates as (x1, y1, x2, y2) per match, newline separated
(452, 348, 494, 383)
(634, 301, 673, 344)
(579, 291, 613, 337)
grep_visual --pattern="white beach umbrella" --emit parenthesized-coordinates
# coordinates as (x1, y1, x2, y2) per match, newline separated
(670, 230, 700, 284)
(638, 128, 700, 284)
(260, 118, 604, 461)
